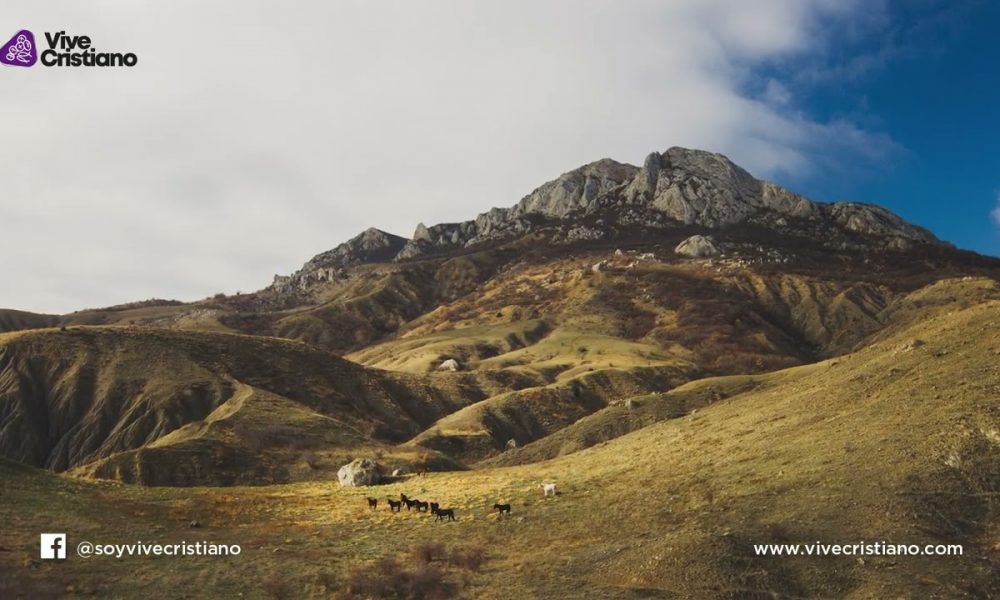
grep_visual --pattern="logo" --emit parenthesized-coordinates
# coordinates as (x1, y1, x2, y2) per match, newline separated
(40, 533, 67, 560)
(1, 30, 137, 69)
(1, 30, 36, 67)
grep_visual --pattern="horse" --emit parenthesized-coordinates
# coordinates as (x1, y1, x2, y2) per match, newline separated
(387, 499, 402, 513)
(414, 500, 430, 512)
(493, 503, 511, 515)
(366, 497, 378, 510)
(429, 502, 439, 513)
(402, 497, 419, 511)
(432, 507, 456, 522)
(540, 483, 557, 497)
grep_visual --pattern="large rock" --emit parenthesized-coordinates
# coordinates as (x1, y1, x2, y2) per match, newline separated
(437, 358, 460, 372)
(337, 458, 381, 487)
(674, 235, 721, 258)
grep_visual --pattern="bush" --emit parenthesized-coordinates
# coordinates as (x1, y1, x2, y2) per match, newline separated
(303, 453, 321, 470)
(411, 541, 446, 564)
(448, 546, 487, 571)
(335, 557, 453, 600)
(334, 543, 489, 599)
(262, 576, 293, 600)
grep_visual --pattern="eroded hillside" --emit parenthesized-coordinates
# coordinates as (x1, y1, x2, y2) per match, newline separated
(0, 327, 491, 485)
(4, 282, 1000, 598)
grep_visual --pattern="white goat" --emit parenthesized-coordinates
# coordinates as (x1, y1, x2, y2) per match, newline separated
(539, 482, 557, 497)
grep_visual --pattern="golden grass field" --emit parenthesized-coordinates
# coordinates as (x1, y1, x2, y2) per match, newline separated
(5, 278, 1000, 598)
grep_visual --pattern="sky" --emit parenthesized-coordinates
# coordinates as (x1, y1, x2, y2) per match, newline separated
(1, 0, 998, 314)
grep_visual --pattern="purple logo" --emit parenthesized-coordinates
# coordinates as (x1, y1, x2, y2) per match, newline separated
(1, 30, 36, 67)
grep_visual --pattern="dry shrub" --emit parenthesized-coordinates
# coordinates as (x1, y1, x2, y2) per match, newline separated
(303, 453, 321, 470)
(411, 541, 447, 564)
(335, 543, 488, 599)
(448, 546, 487, 571)
(262, 576, 294, 600)
(335, 557, 453, 600)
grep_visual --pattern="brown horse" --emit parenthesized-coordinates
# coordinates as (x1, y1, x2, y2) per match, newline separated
(432, 507, 456, 522)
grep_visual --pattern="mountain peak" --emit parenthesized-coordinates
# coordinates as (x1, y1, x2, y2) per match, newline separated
(274, 145, 944, 293)
(271, 227, 408, 292)
(393, 145, 939, 257)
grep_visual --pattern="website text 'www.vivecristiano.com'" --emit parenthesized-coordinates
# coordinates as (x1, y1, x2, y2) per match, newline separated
(754, 541, 963, 557)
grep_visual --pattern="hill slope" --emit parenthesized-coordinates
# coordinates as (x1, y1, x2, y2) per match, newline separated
(4, 287, 1000, 598)
(0, 327, 487, 485)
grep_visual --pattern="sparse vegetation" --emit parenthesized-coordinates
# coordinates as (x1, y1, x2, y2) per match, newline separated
(5, 288, 1000, 597)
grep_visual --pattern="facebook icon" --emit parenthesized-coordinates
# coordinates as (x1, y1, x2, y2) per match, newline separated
(40, 533, 67, 560)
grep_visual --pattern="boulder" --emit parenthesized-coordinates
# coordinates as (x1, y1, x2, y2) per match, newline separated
(505, 438, 518, 450)
(337, 458, 381, 487)
(674, 235, 720, 258)
(437, 358, 460, 372)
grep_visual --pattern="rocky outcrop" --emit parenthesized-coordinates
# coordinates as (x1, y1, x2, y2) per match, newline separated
(386, 147, 940, 259)
(822, 202, 937, 245)
(337, 458, 381, 487)
(272, 227, 408, 292)
(675, 235, 721, 258)
(268, 146, 943, 289)
(624, 148, 818, 227)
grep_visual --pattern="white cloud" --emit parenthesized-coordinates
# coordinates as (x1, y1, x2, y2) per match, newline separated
(1, 0, 894, 313)
(991, 194, 1000, 228)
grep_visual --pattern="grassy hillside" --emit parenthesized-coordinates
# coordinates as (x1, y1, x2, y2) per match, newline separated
(0, 309, 59, 333)
(0, 327, 487, 485)
(4, 285, 1000, 598)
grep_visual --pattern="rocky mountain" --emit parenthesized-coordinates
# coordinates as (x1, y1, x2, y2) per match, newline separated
(276, 147, 941, 284)
(1, 145, 998, 481)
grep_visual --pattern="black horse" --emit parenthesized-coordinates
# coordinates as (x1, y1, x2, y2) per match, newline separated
(432, 507, 456, 522)
(492, 503, 511, 516)
(366, 497, 378, 510)
(429, 502, 439, 513)
(402, 496, 419, 511)
(414, 500, 430, 512)
(387, 499, 402, 513)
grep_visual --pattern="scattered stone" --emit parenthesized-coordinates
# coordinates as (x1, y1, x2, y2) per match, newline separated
(624, 398, 639, 410)
(505, 438, 518, 450)
(189, 520, 201, 528)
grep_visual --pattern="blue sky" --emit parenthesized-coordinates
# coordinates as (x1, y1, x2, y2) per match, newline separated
(764, 0, 1000, 255)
